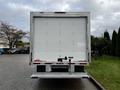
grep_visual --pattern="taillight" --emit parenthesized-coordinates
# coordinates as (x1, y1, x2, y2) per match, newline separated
(79, 61, 88, 64)
(33, 59, 41, 64)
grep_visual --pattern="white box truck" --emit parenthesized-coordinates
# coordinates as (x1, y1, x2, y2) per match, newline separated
(30, 12, 91, 78)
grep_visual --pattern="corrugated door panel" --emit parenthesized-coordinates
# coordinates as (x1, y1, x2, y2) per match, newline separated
(33, 18, 87, 62)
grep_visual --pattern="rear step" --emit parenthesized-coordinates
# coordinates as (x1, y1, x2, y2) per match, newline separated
(31, 72, 89, 79)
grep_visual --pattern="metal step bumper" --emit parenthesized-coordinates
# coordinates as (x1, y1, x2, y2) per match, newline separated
(31, 72, 89, 79)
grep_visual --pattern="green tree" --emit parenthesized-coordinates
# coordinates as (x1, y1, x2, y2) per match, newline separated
(117, 27, 120, 56)
(91, 36, 106, 56)
(103, 31, 111, 55)
(15, 41, 24, 48)
(112, 30, 118, 56)
(104, 30, 110, 41)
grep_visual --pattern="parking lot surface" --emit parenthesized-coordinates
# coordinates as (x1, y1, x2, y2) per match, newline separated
(0, 55, 99, 90)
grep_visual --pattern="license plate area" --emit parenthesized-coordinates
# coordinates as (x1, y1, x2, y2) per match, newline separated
(51, 65, 69, 72)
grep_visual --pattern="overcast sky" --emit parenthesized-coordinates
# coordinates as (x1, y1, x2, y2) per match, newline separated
(0, 0, 120, 36)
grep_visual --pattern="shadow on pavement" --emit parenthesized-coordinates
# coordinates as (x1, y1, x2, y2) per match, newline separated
(33, 79, 84, 90)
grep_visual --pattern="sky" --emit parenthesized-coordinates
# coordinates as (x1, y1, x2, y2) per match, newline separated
(0, 0, 120, 37)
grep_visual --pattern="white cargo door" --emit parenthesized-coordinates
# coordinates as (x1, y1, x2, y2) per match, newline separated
(33, 17, 87, 62)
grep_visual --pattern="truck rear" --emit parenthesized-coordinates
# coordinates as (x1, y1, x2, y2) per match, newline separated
(30, 12, 91, 78)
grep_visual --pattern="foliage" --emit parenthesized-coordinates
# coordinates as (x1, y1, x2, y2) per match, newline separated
(0, 21, 26, 49)
(104, 31, 110, 41)
(103, 31, 111, 55)
(92, 28, 120, 57)
(117, 28, 120, 56)
(91, 36, 105, 56)
(112, 30, 118, 56)
(15, 41, 24, 47)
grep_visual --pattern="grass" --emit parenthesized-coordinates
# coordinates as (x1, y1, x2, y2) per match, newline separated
(86, 55, 120, 90)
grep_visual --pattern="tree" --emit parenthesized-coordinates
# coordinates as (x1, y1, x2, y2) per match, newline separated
(104, 30, 110, 41)
(103, 31, 111, 55)
(112, 30, 118, 56)
(117, 27, 120, 56)
(0, 21, 26, 49)
(15, 41, 24, 48)
(91, 36, 106, 56)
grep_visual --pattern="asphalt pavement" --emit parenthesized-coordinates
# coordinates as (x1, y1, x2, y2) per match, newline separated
(0, 54, 99, 90)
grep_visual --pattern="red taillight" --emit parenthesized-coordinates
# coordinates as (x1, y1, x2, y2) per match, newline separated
(33, 59, 41, 64)
(79, 61, 88, 64)
(78, 60, 88, 65)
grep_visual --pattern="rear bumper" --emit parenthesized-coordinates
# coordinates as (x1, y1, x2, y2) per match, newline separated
(31, 72, 89, 79)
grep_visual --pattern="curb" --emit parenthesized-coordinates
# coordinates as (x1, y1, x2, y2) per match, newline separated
(89, 75, 106, 90)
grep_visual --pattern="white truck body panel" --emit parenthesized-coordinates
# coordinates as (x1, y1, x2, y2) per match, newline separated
(30, 12, 90, 64)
